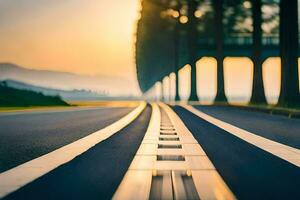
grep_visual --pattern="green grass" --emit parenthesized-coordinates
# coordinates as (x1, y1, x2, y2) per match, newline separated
(212, 101, 300, 118)
(0, 106, 73, 112)
(247, 103, 300, 112)
(0, 84, 69, 107)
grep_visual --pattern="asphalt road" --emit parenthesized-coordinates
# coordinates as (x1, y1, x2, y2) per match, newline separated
(194, 105, 300, 149)
(0, 106, 134, 172)
(4, 106, 151, 200)
(173, 106, 300, 200)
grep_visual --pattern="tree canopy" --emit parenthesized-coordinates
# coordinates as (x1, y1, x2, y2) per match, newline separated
(136, 0, 280, 92)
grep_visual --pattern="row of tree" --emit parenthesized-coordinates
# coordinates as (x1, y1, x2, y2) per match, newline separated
(136, 0, 300, 107)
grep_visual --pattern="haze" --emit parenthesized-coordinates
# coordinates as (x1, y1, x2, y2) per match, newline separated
(0, 0, 141, 95)
(0, 0, 298, 100)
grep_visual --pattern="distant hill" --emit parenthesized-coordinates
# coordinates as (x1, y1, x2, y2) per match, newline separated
(1, 79, 107, 101)
(0, 63, 140, 96)
(0, 82, 69, 107)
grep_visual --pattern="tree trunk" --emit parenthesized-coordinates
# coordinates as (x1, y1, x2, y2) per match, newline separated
(250, 0, 267, 105)
(213, 0, 227, 103)
(278, 0, 300, 107)
(161, 80, 165, 102)
(187, 0, 199, 101)
(168, 75, 172, 101)
(174, 23, 180, 101)
(175, 71, 180, 101)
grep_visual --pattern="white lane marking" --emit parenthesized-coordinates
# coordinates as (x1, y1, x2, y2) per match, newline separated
(113, 103, 236, 200)
(160, 103, 235, 200)
(181, 104, 300, 168)
(0, 102, 147, 198)
(112, 103, 160, 200)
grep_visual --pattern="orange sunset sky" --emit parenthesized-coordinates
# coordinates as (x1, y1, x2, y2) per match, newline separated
(0, 0, 298, 101)
(0, 0, 139, 77)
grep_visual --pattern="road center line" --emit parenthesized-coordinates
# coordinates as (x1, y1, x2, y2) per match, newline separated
(181, 104, 300, 168)
(0, 101, 146, 198)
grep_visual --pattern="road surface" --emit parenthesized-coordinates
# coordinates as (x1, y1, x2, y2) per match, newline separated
(0, 106, 134, 172)
(1, 103, 299, 200)
(3, 106, 151, 200)
(194, 105, 300, 149)
(173, 105, 300, 200)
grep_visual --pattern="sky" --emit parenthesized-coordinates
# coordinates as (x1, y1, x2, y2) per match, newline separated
(0, 0, 141, 95)
(0, 0, 298, 100)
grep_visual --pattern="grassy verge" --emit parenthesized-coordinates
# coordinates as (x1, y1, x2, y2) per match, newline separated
(69, 100, 140, 107)
(0, 105, 75, 113)
(0, 83, 69, 109)
(212, 102, 300, 119)
(0, 101, 140, 113)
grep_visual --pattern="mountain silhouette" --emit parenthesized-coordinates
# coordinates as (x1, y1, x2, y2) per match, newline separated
(0, 63, 139, 96)
(1, 79, 107, 101)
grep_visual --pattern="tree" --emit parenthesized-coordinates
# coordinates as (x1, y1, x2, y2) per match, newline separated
(250, 0, 267, 105)
(278, 0, 300, 107)
(213, 0, 228, 103)
(187, 0, 199, 101)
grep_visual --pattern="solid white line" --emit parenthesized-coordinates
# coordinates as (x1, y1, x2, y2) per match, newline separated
(112, 103, 160, 200)
(181, 104, 300, 168)
(160, 103, 235, 200)
(0, 101, 147, 198)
